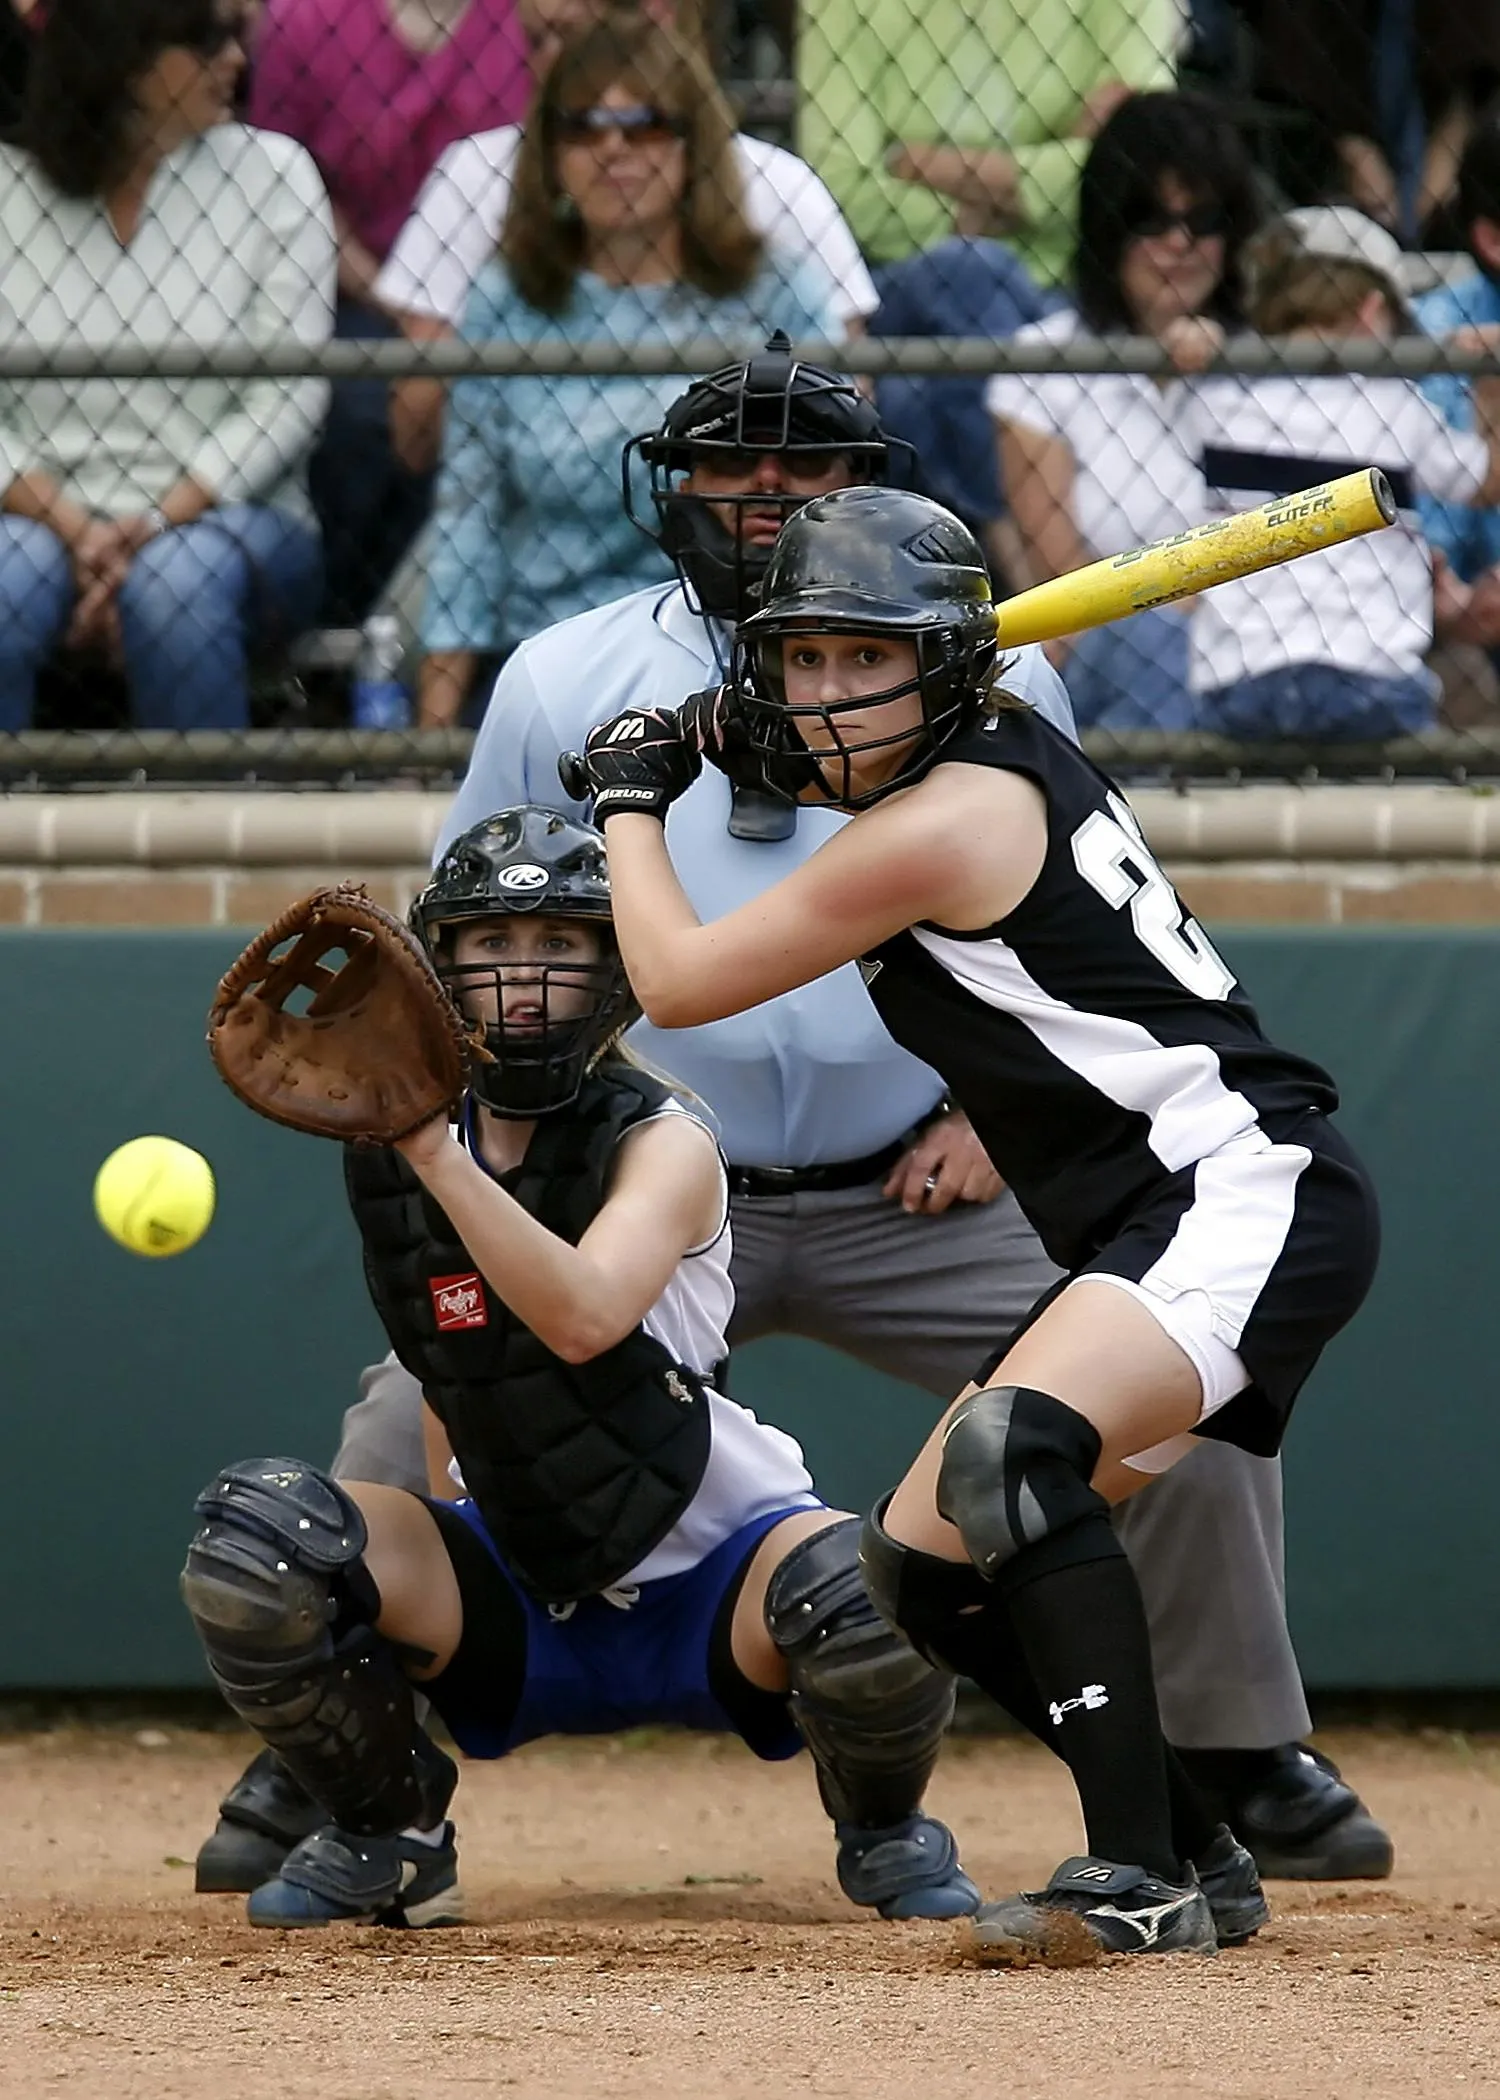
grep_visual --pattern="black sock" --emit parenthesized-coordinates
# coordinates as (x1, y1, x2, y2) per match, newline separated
(996, 1516, 1181, 1882)
(1162, 1747, 1225, 1863)
(927, 1597, 1053, 1740)
(933, 1583, 1218, 1871)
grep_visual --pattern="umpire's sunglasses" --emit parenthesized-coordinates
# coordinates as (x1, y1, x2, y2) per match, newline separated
(554, 103, 688, 146)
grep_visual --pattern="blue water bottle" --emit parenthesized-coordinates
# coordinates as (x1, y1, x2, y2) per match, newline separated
(350, 614, 411, 730)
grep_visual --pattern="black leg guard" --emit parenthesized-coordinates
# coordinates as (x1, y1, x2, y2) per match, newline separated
(766, 1517, 977, 1920)
(859, 1493, 994, 1668)
(763, 1517, 955, 1829)
(180, 1458, 455, 1839)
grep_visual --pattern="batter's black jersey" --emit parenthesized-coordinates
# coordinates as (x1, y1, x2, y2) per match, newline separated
(860, 709, 1338, 1272)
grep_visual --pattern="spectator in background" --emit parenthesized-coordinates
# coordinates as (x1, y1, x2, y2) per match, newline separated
(376, 0, 874, 480)
(416, 13, 841, 726)
(0, 0, 335, 731)
(796, 0, 1177, 284)
(249, 0, 528, 304)
(987, 92, 1261, 729)
(866, 244, 1067, 581)
(248, 0, 529, 625)
(1244, 0, 1500, 244)
(1186, 207, 1500, 739)
(1415, 100, 1500, 668)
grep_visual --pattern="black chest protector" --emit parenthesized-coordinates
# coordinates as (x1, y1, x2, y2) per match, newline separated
(344, 1066, 713, 1604)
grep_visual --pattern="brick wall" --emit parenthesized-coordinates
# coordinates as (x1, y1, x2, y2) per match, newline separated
(0, 865, 429, 927)
(8, 787, 1500, 925)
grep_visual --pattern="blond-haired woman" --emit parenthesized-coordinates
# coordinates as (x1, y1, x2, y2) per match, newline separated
(417, 11, 840, 726)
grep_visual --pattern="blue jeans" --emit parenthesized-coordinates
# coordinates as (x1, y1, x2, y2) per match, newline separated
(1063, 607, 1198, 731)
(0, 505, 323, 729)
(1205, 665, 1437, 741)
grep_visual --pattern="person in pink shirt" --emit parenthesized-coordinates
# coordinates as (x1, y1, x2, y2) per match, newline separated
(248, 0, 530, 625)
(249, 0, 529, 299)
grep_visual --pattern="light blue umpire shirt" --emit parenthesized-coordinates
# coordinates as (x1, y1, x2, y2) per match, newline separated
(437, 582, 1078, 1169)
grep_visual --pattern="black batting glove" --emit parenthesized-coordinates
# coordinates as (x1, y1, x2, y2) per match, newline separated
(580, 700, 706, 824)
(691, 680, 769, 792)
(693, 679, 809, 804)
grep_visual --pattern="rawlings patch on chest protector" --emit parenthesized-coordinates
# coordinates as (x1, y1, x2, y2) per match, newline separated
(430, 1272, 487, 1331)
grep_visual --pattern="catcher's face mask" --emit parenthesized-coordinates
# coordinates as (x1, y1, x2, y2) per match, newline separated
(437, 913, 629, 1120)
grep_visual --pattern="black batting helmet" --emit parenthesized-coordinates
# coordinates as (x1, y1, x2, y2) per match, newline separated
(624, 331, 895, 625)
(732, 486, 1000, 809)
(411, 807, 637, 1119)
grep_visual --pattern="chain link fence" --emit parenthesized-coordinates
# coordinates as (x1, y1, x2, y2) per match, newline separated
(7, 0, 1500, 790)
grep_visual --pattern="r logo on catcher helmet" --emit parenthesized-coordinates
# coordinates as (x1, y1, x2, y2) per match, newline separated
(496, 862, 550, 891)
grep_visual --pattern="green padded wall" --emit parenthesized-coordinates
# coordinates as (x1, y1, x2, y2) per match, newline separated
(0, 926, 1492, 1687)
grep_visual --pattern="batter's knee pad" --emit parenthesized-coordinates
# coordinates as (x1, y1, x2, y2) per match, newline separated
(935, 1385, 1110, 1584)
(763, 1517, 955, 1830)
(180, 1458, 454, 1838)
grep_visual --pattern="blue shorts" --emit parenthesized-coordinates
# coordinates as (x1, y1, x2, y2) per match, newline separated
(424, 1498, 816, 1764)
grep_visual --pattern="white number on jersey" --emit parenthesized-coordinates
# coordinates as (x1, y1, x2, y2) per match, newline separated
(1071, 793, 1237, 1001)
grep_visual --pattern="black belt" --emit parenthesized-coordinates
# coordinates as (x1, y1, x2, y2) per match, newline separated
(726, 1139, 907, 1199)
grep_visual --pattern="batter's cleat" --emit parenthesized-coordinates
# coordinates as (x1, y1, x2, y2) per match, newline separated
(195, 1748, 323, 1894)
(836, 1814, 981, 1920)
(1193, 1825, 1270, 1946)
(970, 1857, 1218, 1963)
(246, 1822, 463, 1929)
(1180, 1743, 1395, 1881)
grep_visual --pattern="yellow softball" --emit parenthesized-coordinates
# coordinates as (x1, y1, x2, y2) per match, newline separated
(93, 1136, 216, 1258)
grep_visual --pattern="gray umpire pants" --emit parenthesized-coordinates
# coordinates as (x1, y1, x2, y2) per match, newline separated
(332, 1182, 1311, 1750)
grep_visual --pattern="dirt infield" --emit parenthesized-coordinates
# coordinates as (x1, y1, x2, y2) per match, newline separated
(4, 1723, 1500, 2099)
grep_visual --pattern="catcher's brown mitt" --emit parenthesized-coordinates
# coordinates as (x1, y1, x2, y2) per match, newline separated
(207, 883, 477, 1144)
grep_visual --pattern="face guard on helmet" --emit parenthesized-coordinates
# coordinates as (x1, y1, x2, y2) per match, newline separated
(623, 331, 895, 628)
(732, 486, 1001, 810)
(410, 807, 638, 1120)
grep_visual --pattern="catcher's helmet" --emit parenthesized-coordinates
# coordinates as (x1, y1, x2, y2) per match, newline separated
(732, 486, 1001, 809)
(410, 807, 637, 1119)
(624, 331, 894, 626)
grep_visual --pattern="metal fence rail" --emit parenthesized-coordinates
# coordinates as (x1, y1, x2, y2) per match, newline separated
(6, 727, 1500, 790)
(4, 336, 1500, 381)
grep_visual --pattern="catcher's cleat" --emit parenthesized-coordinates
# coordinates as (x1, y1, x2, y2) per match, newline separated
(1193, 1825, 1270, 1947)
(1179, 1743, 1395, 1881)
(970, 1856, 1218, 1963)
(246, 1822, 463, 1929)
(195, 1748, 323, 1895)
(836, 1814, 981, 1920)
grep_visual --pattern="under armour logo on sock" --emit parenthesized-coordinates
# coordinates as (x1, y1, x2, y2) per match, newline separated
(1048, 1683, 1109, 1725)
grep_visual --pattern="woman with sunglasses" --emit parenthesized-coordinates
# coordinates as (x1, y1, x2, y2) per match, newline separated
(0, 0, 335, 730)
(415, 10, 841, 728)
(573, 484, 1380, 1959)
(987, 91, 1262, 731)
